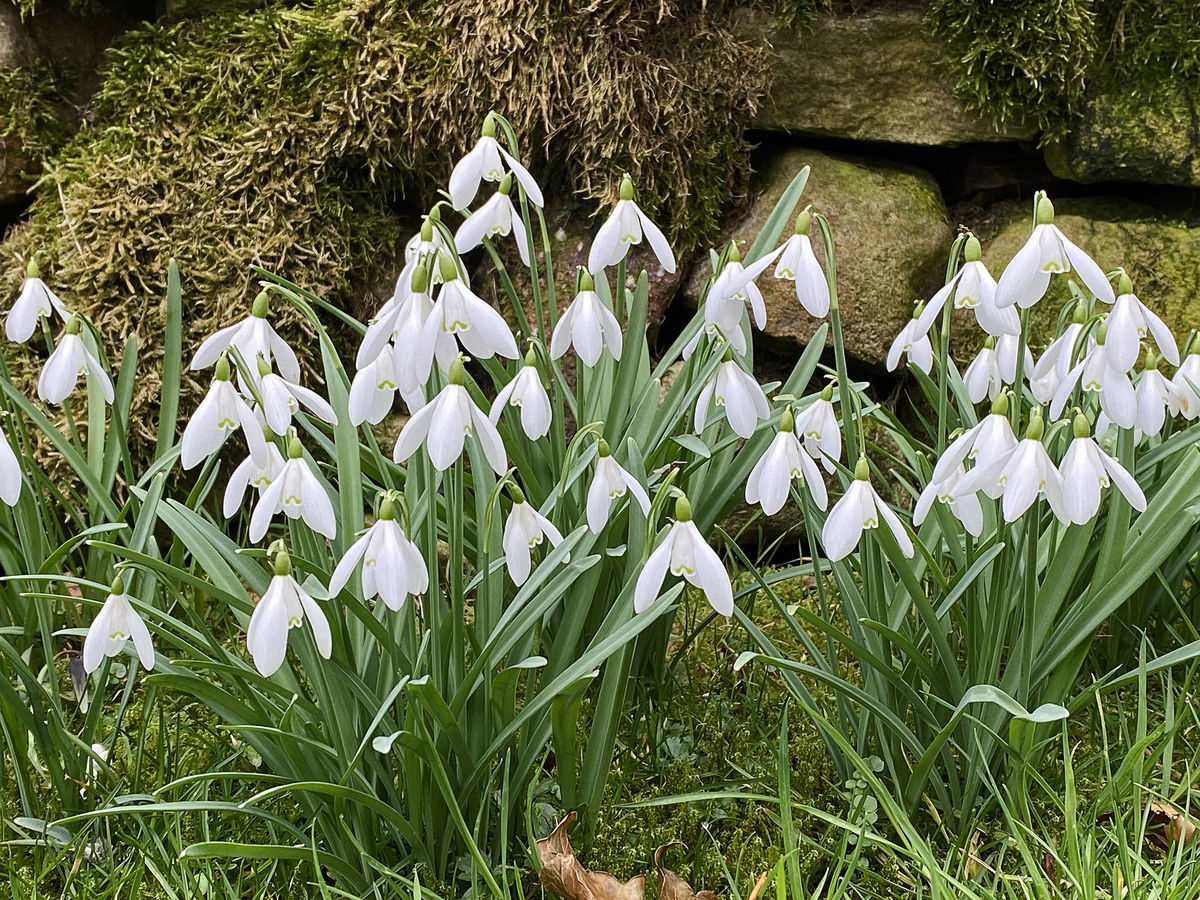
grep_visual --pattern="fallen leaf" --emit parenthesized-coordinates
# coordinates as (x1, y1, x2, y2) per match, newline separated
(655, 843, 718, 900)
(1147, 802, 1196, 848)
(537, 813, 645, 900)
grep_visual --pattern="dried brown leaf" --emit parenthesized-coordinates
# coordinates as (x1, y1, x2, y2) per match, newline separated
(1147, 801, 1196, 848)
(654, 843, 718, 900)
(537, 812, 645, 900)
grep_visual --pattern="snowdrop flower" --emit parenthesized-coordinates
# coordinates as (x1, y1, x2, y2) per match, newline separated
(249, 435, 337, 542)
(792, 384, 841, 472)
(349, 345, 399, 426)
(931, 395, 1017, 499)
(36, 316, 115, 406)
(773, 208, 829, 317)
(964, 335, 1032, 404)
(745, 407, 828, 516)
(686, 244, 781, 358)
(694, 354, 770, 439)
(246, 550, 331, 677)
(995, 194, 1114, 309)
(956, 413, 1066, 523)
(181, 357, 269, 470)
(328, 498, 427, 611)
(1128, 354, 1181, 439)
(915, 235, 1018, 337)
(1060, 414, 1146, 525)
(550, 271, 623, 366)
(191, 291, 301, 382)
(1104, 272, 1179, 372)
(83, 575, 154, 674)
(887, 306, 933, 374)
(822, 458, 914, 562)
(6, 259, 68, 343)
(448, 116, 544, 210)
(0, 424, 20, 506)
(392, 357, 507, 474)
(223, 428, 285, 518)
(418, 254, 519, 377)
(634, 494, 732, 616)
(913, 461, 983, 537)
(1050, 329, 1135, 428)
(587, 438, 651, 533)
(454, 175, 530, 265)
(1030, 310, 1087, 404)
(502, 487, 565, 585)
(357, 263, 440, 370)
(254, 355, 338, 436)
(1172, 351, 1200, 419)
(490, 352, 552, 440)
(588, 175, 676, 274)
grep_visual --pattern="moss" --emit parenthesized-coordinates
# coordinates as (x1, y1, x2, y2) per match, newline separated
(0, 59, 74, 168)
(3, 0, 776, 464)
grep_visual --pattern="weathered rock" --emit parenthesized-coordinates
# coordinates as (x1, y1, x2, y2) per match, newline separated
(680, 147, 953, 371)
(1044, 79, 1200, 187)
(973, 197, 1200, 348)
(741, 4, 1035, 146)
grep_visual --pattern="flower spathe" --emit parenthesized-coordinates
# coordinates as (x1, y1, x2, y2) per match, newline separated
(181, 357, 269, 470)
(549, 274, 623, 367)
(37, 317, 114, 406)
(694, 356, 770, 439)
(83, 577, 154, 673)
(249, 436, 337, 542)
(448, 123, 544, 210)
(392, 359, 507, 474)
(490, 357, 552, 440)
(6, 262, 68, 343)
(745, 408, 828, 516)
(588, 176, 676, 274)
(1059, 416, 1146, 525)
(246, 552, 332, 677)
(822, 459, 914, 562)
(995, 195, 1114, 309)
(634, 495, 732, 616)
(502, 491, 564, 586)
(587, 440, 651, 534)
(328, 500, 428, 611)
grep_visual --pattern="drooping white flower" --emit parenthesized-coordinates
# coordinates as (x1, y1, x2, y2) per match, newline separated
(223, 432, 285, 518)
(181, 357, 269, 470)
(328, 498, 427, 611)
(248, 436, 337, 542)
(191, 291, 300, 382)
(349, 346, 399, 426)
(887, 309, 934, 374)
(913, 461, 983, 537)
(83, 576, 154, 673)
(448, 121, 544, 210)
(995, 195, 1114, 309)
(587, 439, 651, 534)
(634, 495, 732, 616)
(490, 356, 552, 440)
(550, 272, 623, 367)
(822, 459, 914, 562)
(1126, 356, 1181, 439)
(1104, 273, 1179, 372)
(253, 355, 338, 436)
(392, 358, 507, 474)
(246, 551, 332, 677)
(773, 210, 829, 318)
(1059, 415, 1146, 524)
(37, 317, 114, 406)
(0, 423, 21, 507)
(502, 490, 564, 586)
(914, 235, 1018, 337)
(1050, 332, 1135, 429)
(588, 175, 676, 274)
(954, 414, 1065, 523)
(454, 177, 530, 265)
(1030, 317, 1087, 404)
(745, 408, 828, 516)
(686, 245, 781, 358)
(964, 335, 1033, 404)
(931, 401, 1018, 500)
(694, 356, 770, 439)
(792, 386, 841, 472)
(6, 262, 68, 343)
(418, 255, 519, 378)
(1173, 352, 1200, 420)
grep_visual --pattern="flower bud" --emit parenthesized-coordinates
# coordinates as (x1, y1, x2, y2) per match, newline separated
(619, 175, 634, 202)
(1035, 195, 1055, 225)
(273, 550, 292, 577)
(674, 493, 692, 522)
(964, 234, 982, 263)
(252, 291, 270, 318)
(853, 458, 870, 481)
